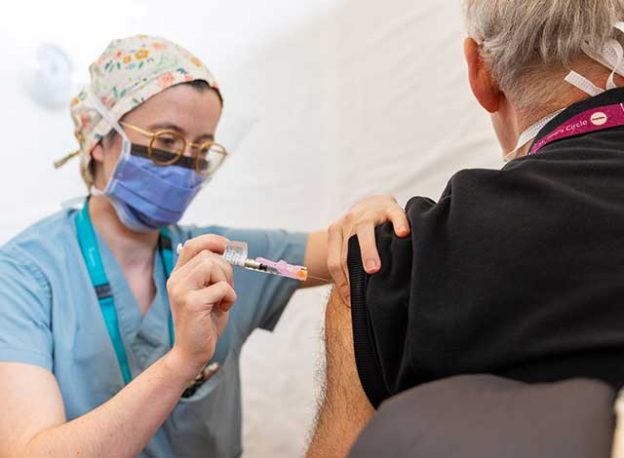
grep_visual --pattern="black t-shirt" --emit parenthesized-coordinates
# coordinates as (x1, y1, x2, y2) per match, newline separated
(349, 87, 624, 408)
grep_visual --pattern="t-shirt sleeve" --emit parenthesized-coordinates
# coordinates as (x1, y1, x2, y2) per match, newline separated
(348, 197, 437, 408)
(186, 225, 308, 337)
(0, 251, 53, 371)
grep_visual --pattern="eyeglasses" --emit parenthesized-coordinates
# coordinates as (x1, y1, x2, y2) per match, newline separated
(119, 121, 228, 176)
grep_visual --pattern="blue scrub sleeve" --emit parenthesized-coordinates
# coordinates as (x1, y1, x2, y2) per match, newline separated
(186, 226, 308, 337)
(0, 251, 53, 371)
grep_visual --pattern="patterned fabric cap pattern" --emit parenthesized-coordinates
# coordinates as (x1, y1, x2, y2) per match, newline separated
(68, 34, 221, 186)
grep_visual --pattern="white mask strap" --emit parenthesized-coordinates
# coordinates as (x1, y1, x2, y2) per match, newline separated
(581, 41, 624, 79)
(606, 39, 624, 90)
(505, 109, 565, 162)
(580, 20, 624, 84)
(613, 22, 624, 84)
(84, 90, 131, 193)
(565, 71, 605, 97)
(85, 89, 130, 145)
(566, 22, 624, 95)
(90, 187, 105, 196)
(503, 150, 521, 163)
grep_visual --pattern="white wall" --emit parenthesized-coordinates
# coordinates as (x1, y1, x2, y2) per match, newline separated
(0, 1, 501, 456)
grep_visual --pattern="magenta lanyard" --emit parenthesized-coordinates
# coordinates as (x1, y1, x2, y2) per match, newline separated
(529, 102, 624, 155)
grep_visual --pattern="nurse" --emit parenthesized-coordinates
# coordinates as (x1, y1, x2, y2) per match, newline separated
(0, 35, 408, 457)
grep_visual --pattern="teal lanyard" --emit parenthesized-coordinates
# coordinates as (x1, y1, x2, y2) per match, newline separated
(75, 201, 175, 385)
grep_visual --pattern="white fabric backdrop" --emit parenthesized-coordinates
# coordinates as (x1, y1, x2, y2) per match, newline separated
(0, 0, 501, 456)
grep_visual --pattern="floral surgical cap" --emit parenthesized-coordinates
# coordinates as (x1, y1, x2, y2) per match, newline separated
(59, 34, 221, 187)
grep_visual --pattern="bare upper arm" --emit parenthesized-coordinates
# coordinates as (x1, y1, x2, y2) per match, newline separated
(307, 288, 374, 457)
(0, 362, 66, 456)
(323, 288, 374, 428)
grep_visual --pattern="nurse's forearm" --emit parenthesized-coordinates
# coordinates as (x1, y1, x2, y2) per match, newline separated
(24, 349, 199, 457)
(303, 230, 331, 287)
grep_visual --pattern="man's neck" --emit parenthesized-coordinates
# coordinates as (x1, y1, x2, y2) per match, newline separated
(88, 194, 159, 270)
(511, 66, 624, 159)
(516, 91, 585, 135)
(516, 61, 624, 134)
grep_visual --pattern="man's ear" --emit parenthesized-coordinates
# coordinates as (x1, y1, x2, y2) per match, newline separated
(464, 38, 503, 113)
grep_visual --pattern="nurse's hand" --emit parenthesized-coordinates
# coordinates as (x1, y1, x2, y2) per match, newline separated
(327, 195, 410, 303)
(167, 235, 236, 376)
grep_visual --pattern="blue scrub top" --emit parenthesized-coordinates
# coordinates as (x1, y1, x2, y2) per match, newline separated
(0, 207, 307, 457)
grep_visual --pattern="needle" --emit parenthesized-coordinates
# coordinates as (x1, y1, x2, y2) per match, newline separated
(306, 274, 331, 283)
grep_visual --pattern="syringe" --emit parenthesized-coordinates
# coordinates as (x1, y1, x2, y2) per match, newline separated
(177, 241, 308, 282)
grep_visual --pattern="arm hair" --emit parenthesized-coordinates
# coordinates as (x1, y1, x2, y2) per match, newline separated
(306, 288, 374, 457)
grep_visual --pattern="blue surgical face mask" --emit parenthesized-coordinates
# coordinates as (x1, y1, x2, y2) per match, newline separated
(89, 93, 208, 232)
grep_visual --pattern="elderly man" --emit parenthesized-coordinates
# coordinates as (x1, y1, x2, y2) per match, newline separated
(307, 0, 624, 455)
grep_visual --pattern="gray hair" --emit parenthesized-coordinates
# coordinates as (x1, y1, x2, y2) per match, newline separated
(463, 0, 624, 109)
